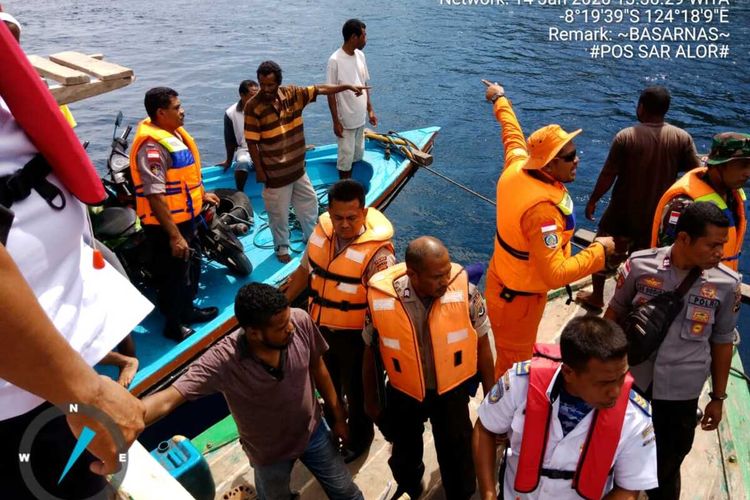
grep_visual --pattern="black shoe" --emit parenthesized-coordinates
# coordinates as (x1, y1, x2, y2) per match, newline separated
(184, 306, 219, 324)
(390, 482, 424, 500)
(164, 324, 195, 341)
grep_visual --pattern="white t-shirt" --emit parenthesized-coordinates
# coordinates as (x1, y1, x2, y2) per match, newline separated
(0, 97, 153, 420)
(225, 101, 247, 150)
(477, 363, 658, 499)
(326, 48, 370, 130)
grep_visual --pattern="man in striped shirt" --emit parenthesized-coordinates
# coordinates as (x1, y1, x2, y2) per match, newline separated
(245, 60, 369, 263)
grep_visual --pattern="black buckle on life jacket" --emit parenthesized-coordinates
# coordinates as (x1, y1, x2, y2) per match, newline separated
(310, 292, 368, 312)
(540, 468, 575, 480)
(0, 155, 65, 211)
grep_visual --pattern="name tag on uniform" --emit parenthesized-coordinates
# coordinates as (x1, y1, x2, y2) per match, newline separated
(440, 290, 464, 304)
(447, 329, 469, 344)
(373, 298, 395, 311)
(309, 233, 325, 248)
(688, 294, 719, 309)
(345, 248, 366, 264)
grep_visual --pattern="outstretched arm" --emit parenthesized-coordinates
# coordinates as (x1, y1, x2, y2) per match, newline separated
(142, 386, 187, 426)
(315, 84, 370, 96)
(483, 81, 527, 171)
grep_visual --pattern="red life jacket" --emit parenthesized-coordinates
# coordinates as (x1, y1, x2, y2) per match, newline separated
(514, 344, 633, 500)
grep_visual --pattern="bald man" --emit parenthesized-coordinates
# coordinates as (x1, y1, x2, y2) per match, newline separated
(362, 237, 495, 500)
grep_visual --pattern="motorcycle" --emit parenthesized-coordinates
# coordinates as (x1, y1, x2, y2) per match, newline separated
(91, 112, 253, 285)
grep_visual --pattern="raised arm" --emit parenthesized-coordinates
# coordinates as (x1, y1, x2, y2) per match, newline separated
(142, 386, 187, 426)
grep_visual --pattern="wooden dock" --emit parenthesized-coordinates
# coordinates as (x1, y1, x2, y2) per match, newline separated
(195, 271, 748, 499)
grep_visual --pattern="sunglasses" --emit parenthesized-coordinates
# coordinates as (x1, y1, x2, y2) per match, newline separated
(555, 150, 577, 163)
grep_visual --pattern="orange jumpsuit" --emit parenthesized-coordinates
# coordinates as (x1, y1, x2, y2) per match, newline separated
(487, 97, 606, 378)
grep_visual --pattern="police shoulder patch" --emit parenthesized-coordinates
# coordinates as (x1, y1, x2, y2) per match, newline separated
(515, 360, 531, 376)
(488, 380, 504, 404)
(629, 389, 651, 416)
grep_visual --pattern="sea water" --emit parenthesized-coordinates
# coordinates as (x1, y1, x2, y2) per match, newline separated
(8, 0, 750, 358)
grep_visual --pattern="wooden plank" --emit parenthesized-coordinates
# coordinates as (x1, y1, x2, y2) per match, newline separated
(49, 76, 134, 105)
(49, 51, 133, 81)
(27, 55, 90, 85)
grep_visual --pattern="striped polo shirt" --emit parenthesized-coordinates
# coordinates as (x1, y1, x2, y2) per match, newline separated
(244, 85, 317, 188)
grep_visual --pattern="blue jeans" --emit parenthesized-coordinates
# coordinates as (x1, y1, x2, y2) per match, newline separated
(254, 420, 363, 500)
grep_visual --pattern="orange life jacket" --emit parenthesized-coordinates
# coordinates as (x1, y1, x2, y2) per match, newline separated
(651, 167, 746, 271)
(515, 344, 633, 500)
(307, 208, 394, 330)
(367, 262, 478, 402)
(129, 119, 204, 225)
(490, 164, 576, 292)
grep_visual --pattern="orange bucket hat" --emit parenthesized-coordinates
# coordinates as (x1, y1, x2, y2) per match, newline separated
(523, 124, 582, 170)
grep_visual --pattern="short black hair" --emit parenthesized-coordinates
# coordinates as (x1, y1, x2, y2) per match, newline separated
(257, 61, 282, 85)
(239, 79, 258, 95)
(234, 283, 289, 329)
(144, 87, 178, 121)
(328, 179, 366, 208)
(342, 19, 366, 41)
(560, 317, 628, 372)
(675, 201, 730, 240)
(638, 85, 671, 117)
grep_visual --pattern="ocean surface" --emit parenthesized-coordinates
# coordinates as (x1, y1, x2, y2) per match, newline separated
(8, 0, 750, 356)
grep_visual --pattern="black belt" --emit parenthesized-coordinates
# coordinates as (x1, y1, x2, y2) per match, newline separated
(499, 286, 537, 302)
(540, 468, 575, 480)
(496, 229, 529, 261)
(0, 154, 65, 211)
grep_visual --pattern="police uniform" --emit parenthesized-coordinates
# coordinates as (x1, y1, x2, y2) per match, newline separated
(477, 363, 658, 499)
(130, 119, 205, 336)
(607, 246, 740, 499)
(363, 265, 492, 499)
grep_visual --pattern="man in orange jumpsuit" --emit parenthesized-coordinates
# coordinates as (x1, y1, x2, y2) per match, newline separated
(483, 80, 615, 378)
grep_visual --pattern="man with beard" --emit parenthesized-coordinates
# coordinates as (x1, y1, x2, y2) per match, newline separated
(326, 18, 377, 179)
(244, 60, 368, 263)
(142, 283, 363, 499)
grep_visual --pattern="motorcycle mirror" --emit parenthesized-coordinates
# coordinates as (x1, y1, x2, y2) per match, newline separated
(113, 111, 123, 139)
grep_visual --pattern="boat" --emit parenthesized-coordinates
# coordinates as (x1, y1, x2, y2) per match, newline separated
(112, 126, 441, 398)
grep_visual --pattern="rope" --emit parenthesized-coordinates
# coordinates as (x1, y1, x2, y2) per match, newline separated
(372, 130, 497, 207)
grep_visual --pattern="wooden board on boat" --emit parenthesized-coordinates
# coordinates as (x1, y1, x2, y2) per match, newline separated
(28, 50, 135, 105)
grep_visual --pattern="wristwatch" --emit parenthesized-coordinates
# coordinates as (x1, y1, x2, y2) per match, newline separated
(490, 93, 504, 103)
(709, 391, 728, 401)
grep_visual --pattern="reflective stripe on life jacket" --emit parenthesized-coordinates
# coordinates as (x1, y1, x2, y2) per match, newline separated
(651, 167, 746, 271)
(515, 343, 632, 500)
(367, 262, 478, 402)
(129, 119, 204, 225)
(307, 208, 394, 330)
(491, 164, 575, 292)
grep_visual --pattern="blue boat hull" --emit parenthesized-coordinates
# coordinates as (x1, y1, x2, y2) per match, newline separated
(103, 127, 440, 395)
